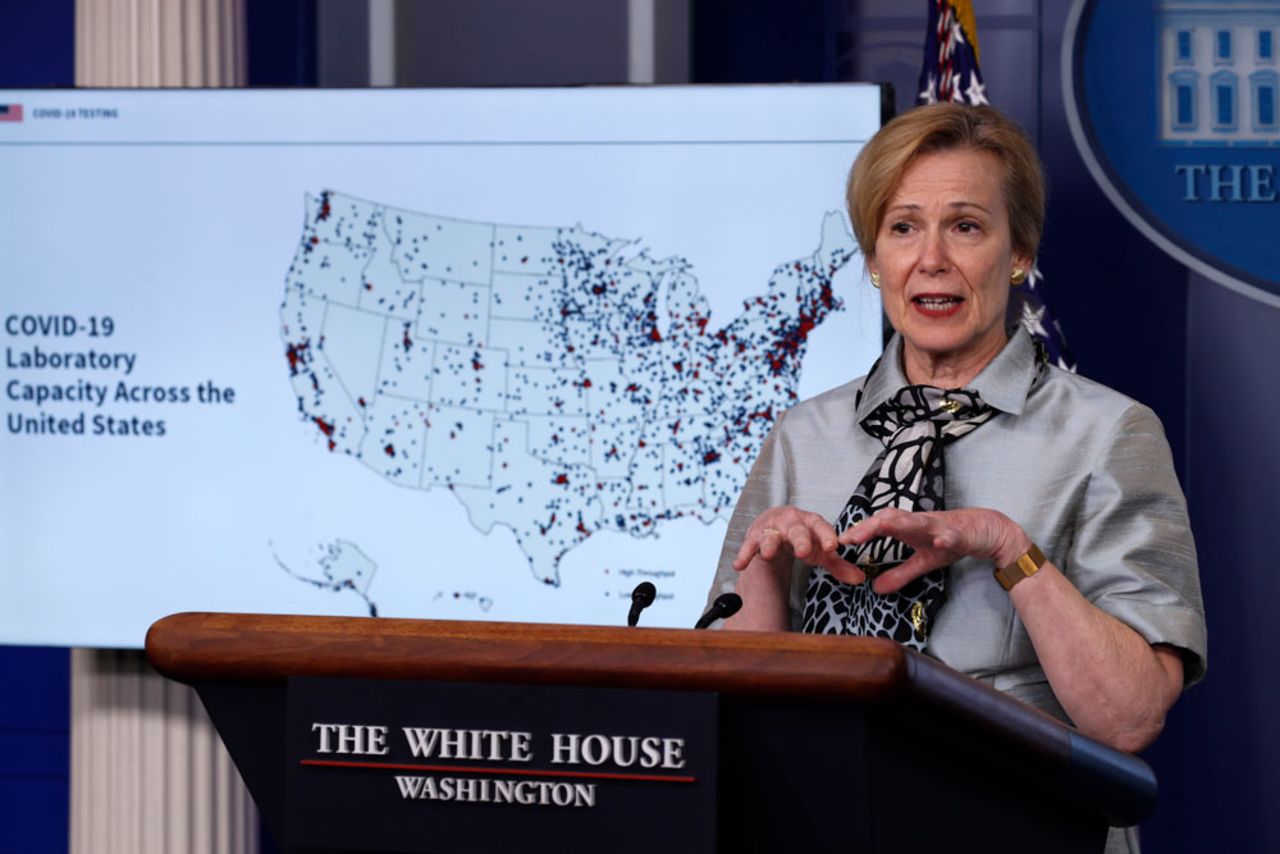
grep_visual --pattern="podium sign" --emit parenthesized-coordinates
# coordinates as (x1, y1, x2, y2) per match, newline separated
(284, 678, 718, 853)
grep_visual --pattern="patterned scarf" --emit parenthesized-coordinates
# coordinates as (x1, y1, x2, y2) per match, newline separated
(802, 339, 1048, 650)
(802, 384, 993, 649)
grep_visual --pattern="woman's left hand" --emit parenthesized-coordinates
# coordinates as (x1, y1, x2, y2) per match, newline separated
(844, 505, 1183, 752)
(838, 507, 1029, 594)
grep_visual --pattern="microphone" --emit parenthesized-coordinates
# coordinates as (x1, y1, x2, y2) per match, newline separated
(694, 593, 742, 629)
(626, 581, 657, 627)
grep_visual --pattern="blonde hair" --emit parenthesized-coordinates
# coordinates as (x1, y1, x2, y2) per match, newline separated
(847, 103, 1045, 261)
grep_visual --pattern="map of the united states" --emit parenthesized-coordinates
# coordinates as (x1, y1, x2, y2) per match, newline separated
(280, 190, 856, 586)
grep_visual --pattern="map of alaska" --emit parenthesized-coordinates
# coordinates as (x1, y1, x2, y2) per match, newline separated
(280, 190, 858, 586)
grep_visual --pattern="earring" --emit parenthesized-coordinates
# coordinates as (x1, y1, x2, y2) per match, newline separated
(1011, 268, 1028, 286)
(869, 271, 881, 288)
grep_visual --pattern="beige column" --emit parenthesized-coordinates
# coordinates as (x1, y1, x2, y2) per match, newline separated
(71, 2, 255, 851)
(70, 650, 259, 854)
(76, 0, 247, 87)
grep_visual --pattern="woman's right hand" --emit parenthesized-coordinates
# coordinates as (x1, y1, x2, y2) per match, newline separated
(731, 506, 866, 586)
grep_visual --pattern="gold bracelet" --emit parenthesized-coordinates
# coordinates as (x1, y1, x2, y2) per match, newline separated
(994, 543, 1047, 591)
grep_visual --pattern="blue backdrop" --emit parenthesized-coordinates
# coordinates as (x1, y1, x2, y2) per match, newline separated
(0, 8, 74, 852)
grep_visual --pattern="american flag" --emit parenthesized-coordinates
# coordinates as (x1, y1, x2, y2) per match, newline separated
(917, 0, 1076, 371)
(0, 104, 24, 123)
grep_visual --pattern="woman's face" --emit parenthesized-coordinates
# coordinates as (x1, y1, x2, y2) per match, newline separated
(867, 147, 1031, 381)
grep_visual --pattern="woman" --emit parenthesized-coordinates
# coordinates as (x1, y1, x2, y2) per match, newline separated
(706, 104, 1206, 762)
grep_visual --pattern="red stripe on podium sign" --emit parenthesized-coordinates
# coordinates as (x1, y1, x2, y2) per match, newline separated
(301, 758, 697, 784)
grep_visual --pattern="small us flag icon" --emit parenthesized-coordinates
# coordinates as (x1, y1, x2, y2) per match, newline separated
(0, 104, 24, 122)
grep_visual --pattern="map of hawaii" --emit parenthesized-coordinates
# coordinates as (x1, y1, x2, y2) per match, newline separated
(280, 190, 857, 586)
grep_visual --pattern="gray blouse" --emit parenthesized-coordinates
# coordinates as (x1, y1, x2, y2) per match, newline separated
(707, 329, 1207, 721)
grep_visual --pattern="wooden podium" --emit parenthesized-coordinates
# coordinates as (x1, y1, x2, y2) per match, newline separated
(146, 612, 1155, 853)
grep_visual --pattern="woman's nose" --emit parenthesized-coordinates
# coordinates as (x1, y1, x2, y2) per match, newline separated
(917, 228, 951, 275)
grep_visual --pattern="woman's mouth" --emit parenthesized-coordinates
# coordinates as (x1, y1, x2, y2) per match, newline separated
(912, 294, 964, 317)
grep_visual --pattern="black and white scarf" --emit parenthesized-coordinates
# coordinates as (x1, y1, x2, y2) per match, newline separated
(802, 340, 1048, 650)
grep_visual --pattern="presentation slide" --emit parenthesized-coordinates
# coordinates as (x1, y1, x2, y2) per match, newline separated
(0, 85, 884, 647)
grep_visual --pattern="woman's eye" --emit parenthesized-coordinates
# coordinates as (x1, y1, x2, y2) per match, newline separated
(889, 221, 911, 234)
(956, 221, 982, 234)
